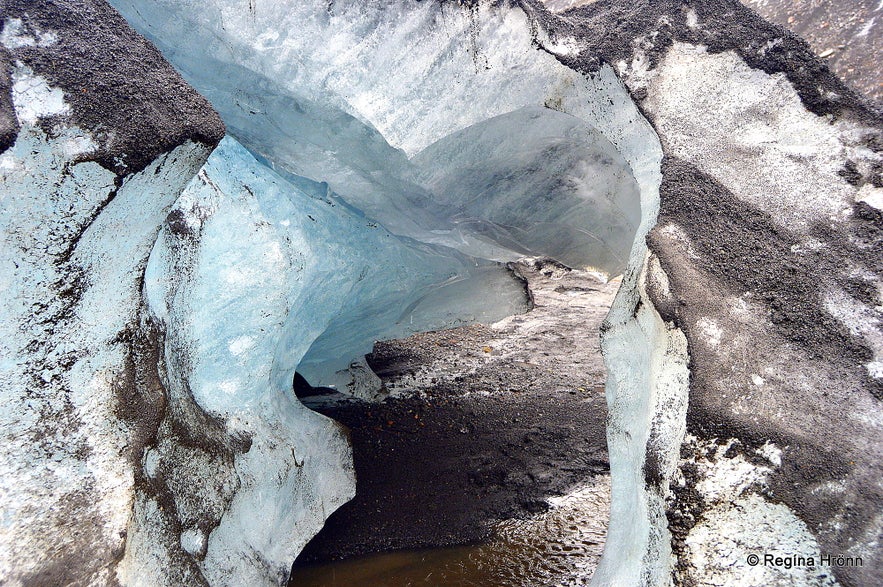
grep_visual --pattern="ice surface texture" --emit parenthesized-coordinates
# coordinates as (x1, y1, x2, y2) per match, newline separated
(146, 136, 530, 410)
(109, 0, 651, 398)
(109, 0, 642, 275)
(0, 4, 226, 582)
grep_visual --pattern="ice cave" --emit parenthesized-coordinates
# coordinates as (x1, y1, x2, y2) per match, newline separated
(0, 1, 881, 586)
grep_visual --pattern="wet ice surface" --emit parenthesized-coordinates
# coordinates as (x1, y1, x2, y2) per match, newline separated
(290, 260, 617, 586)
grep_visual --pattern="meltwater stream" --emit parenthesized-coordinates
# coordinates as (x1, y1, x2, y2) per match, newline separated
(291, 480, 609, 587)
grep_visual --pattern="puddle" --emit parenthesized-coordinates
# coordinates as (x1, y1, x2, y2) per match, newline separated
(290, 477, 609, 586)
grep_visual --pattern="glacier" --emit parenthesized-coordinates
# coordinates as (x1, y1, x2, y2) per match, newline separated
(102, 2, 654, 580)
(109, 0, 656, 401)
(3, 0, 883, 586)
(130, 124, 572, 580)
(108, 1, 883, 584)
(146, 136, 532, 405)
(102, 2, 661, 581)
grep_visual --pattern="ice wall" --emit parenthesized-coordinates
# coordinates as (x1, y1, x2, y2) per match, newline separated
(108, 0, 644, 276)
(146, 135, 529, 412)
(129, 133, 535, 581)
(410, 106, 642, 270)
(0, 70, 215, 587)
(107, 0, 658, 402)
(0, 3, 227, 583)
(128, 136, 352, 584)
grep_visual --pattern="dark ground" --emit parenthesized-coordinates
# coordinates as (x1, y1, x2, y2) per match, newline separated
(295, 386, 608, 563)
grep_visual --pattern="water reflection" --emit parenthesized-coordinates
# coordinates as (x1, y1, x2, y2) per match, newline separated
(290, 477, 609, 587)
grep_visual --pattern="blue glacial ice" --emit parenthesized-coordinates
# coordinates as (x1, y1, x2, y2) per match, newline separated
(114, 0, 648, 394)
(146, 104, 643, 395)
(139, 135, 531, 582)
(145, 136, 531, 405)
(105, 1, 662, 583)
(110, 0, 645, 273)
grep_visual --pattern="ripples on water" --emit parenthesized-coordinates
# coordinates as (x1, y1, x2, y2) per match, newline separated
(290, 477, 609, 587)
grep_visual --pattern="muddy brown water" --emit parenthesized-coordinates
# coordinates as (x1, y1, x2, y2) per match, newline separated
(290, 478, 609, 586)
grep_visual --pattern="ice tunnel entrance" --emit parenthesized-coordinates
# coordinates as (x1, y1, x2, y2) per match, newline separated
(290, 104, 642, 397)
(142, 117, 642, 584)
(110, 0, 667, 584)
(112, 0, 659, 396)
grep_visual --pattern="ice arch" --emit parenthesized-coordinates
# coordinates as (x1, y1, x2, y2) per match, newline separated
(111, 0, 659, 373)
(108, 0, 668, 584)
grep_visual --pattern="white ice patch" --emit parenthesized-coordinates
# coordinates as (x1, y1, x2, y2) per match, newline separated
(692, 438, 772, 503)
(697, 317, 723, 348)
(857, 183, 883, 210)
(644, 43, 880, 233)
(790, 238, 826, 254)
(180, 528, 206, 557)
(60, 134, 98, 158)
(751, 374, 766, 386)
(0, 18, 57, 49)
(686, 495, 840, 587)
(228, 336, 256, 357)
(759, 38, 783, 56)
(11, 63, 70, 124)
(542, 0, 601, 13)
(756, 441, 781, 467)
(142, 449, 160, 479)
